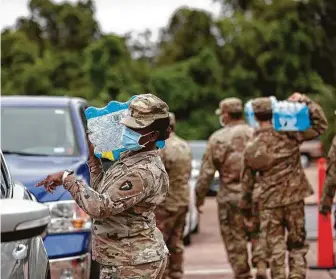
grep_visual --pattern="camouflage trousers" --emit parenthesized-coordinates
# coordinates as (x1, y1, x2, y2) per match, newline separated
(260, 200, 309, 279)
(218, 203, 265, 279)
(155, 206, 188, 279)
(100, 257, 168, 279)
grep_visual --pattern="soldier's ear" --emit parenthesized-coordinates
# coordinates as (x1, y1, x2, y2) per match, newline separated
(164, 127, 171, 140)
(149, 131, 160, 142)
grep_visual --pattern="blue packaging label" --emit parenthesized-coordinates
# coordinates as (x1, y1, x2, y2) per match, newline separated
(273, 101, 311, 131)
(244, 98, 311, 131)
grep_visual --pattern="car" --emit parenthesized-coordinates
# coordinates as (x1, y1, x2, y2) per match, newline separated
(1, 150, 51, 279)
(183, 176, 199, 245)
(1, 96, 100, 279)
(188, 140, 220, 196)
(182, 141, 220, 244)
(300, 138, 323, 168)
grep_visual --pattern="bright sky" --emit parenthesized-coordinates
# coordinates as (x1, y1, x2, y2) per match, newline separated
(1, 0, 221, 40)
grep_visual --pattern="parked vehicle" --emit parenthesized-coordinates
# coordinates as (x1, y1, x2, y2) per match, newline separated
(188, 141, 220, 196)
(1, 150, 50, 279)
(1, 96, 99, 279)
(183, 176, 199, 245)
(300, 138, 323, 168)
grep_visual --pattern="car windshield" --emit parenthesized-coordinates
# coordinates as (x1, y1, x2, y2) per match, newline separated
(1, 107, 80, 156)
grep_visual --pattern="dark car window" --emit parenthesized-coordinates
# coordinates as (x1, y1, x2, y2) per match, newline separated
(1, 107, 80, 156)
(1, 166, 9, 199)
(79, 105, 88, 131)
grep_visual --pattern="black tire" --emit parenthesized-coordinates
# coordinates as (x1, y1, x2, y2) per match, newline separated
(206, 189, 217, 197)
(90, 259, 100, 279)
(192, 223, 199, 234)
(45, 263, 51, 279)
(184, 233, 191, 246)
(300, 153, 310, 168)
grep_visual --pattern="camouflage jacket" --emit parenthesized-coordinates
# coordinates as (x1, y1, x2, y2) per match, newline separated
(320, 136, 336, 213)
(63, 150, 169, 266)
(159, 132, 192, 211)
(196, 121, 254, 206)
(240, 95, 328, 215)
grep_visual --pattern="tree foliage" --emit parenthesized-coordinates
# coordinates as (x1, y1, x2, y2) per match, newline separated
(1, 0, 335, 150)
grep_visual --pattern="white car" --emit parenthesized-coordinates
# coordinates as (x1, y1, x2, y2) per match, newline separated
(1, 150, 51, 279)
(183, 141, 221, 245)
(183, 177, 199, 245)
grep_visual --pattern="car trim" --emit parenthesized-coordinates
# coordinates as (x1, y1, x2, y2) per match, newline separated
(1, 224, 48, 243)
(49, 253, 89, 263)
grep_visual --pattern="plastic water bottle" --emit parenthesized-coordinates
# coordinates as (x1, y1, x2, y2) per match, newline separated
(85, 96, 165, 161)
(244, 97, 311, 131)
(272, 98, 311, 131)
(244, 100, 259, 128)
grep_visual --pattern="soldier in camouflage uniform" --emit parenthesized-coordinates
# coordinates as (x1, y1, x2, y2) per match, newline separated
(195, 98, 266, 279)
(155, 112, 192, 279)
(319, 113, 336, 220)
(240, 93, 328, 279)
(37, 94, 172, 279)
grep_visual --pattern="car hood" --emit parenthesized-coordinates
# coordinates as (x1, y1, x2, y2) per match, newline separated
(4, 155, 87, 202)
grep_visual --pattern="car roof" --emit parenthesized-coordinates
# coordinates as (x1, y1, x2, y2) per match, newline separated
(1, 96, 87, 107)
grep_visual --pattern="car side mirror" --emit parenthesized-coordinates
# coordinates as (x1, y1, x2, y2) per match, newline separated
(1, 199, 50, 243)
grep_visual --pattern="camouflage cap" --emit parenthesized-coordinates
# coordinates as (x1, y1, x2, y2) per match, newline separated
(120, 94, 169, 129)
(215, 97, 243, 115)
(252, 97, 273, 114)
(169, 112, 176, 127)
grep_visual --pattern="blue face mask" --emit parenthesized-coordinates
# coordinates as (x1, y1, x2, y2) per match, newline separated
(121, 127, 153, 151)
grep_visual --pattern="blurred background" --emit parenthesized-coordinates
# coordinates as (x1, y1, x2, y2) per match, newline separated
(1, 0, 335, 150)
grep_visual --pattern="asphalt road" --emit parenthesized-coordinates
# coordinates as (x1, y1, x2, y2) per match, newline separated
(184, 199, 336, 279)
(306, 204, 335, 240)
(183, 164, 336, 279)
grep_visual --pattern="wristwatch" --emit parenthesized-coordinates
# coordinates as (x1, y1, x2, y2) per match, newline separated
(62, 169, 74, 184)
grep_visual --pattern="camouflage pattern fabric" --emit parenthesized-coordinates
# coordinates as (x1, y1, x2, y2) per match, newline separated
(260, 201, 309, 279)
(168, 112, 176, 127)
(195, 118, 261, 278)
(252, 97, 272, 114)
(247, 202, 266, 268)
(218, 203, 252, 279)
(320, 136, 336, 215)
(196, 120, 254, 206)
(240, 95, 328, 212)
(155, 206, 188, 279)
(159, 132, 192, 211)
(100, 257, 167, 279)
(240, 94, 328, 279)
(63, 150, 169, 267)
(215, 97, 243, 115)
(120, 94, 169, 129)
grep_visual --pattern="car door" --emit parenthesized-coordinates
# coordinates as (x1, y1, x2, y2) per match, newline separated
(1, 161, 30, 279)
(1, 151, 49, 279)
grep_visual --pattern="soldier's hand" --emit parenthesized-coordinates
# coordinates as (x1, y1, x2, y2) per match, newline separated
(319, 203, 331, 219)
(86, 132, 95, 157)
(35, 171, 64, 193)
(288, 92, 303, 102)
(196, 199, 203, 214)
(244, 218, 254, 229)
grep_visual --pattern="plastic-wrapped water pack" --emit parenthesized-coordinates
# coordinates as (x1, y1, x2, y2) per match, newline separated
(244, 97, 311, 131)
(272, 100, 311, 131)
(85, 96, 165, 161)
(244, 100, 259, 128)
